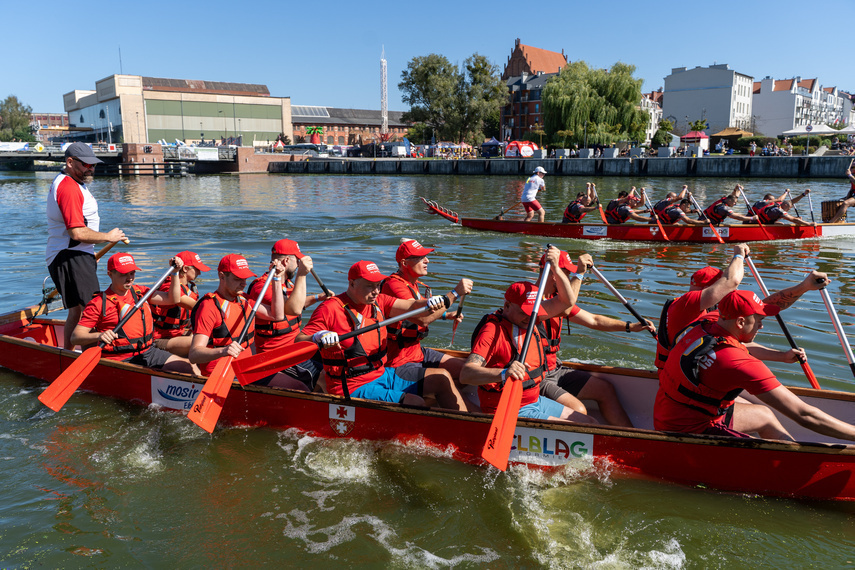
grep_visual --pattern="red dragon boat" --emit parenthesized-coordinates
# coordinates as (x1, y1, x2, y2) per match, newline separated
(421, 198, 855, 243)
(2, 304, 854, 501)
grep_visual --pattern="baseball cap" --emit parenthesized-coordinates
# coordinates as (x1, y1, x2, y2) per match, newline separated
(539, 249, 578, 273)
(348, 260, 386, 282)
(396, 239, 435, 263)
(691, 266, 722, 288)
(218, 254, 256, 279)
(534, 166, 547, 174)
(107, 253, 141, 274)
(504, 281, 547, 318)
(176, 251, 210, 271)
(718, 290, 781, 319)
(272, 239, 305, 258)
(65, 142, 103, 165)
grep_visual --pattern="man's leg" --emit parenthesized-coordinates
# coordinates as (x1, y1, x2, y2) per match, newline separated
(537, 208, 546, 223)
(64, 305, 83, 350)
(732, 402, 792, 440)
(575, 377, 633, 427)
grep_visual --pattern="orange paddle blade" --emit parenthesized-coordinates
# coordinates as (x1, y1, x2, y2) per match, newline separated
(597, 205, 607, 224)
(799, 361, 821, 390)
(187, 356, 236, 433)
(232, 341, 319, 386)
(481, 379, 523, 471)
(38, 346, 103, 412)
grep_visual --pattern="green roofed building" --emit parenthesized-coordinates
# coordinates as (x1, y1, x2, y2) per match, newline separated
(62, 75, 292, 146)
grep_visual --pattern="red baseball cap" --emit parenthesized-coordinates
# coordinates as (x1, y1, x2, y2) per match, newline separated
(176, 251, 210, 271)
(218, 254, 256, 279)
(539, 249, 578, 273)
(107, 253, 141, 274)
(272, 239, 305, 258)
(719, 290, 781, 319)
(348, 260, 386, 282)
(396, 239, 435, 263)
(691, 266, 722, 288)
(504, 281, 547, 318)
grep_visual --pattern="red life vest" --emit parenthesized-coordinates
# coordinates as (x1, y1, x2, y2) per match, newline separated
(152, 280, 197, 336)
(98, 286, 154, 355)
(537, 314, 563, 371)
(471, 312, 546, 393)
(562, 200, 586, 223)
(319, 297, 387, 397)
(654, 297, 714, 370)
(754, 201, 782, 224)
(605, 200, 630, 224)
(703, 198, 729, 224)
(248, 275, 302, 340)
(190, 292, 254, 349)
(382, 272, 430, 349)
(660, 321, 745, 419)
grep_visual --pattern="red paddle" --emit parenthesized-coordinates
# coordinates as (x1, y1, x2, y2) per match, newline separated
(38, 262, 176, 412)
(481, 256, 552, 471)
(187, 269, 277, 433)
(688, 194, 725, 244)
(591, 185, 608, 224)
(642, 189, 670, 241)
(233, 302, 442, 386)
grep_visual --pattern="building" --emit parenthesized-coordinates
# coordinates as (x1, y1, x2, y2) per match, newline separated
(640, 94, 663, 146)
(62, 75, 292, 146)
(290, 106, 409, 145)
(751, 77, 849, 136)
(662, 64, 753, 135)
(501, 38, 567, 141)
(29, 112, 70, 143)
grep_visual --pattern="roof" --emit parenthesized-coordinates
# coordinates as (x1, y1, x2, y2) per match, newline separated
(645, 89, 663, 105)
(506, 72, 556, 91)
(517, 43, 567, 75)
(291, 106, 409, 127)
(141, 77, 270, 97)
(753, 81, 761, 94)
(773, 79, 794, 92)
(712, 127, 753, 137)
(798, 78, 816, 91)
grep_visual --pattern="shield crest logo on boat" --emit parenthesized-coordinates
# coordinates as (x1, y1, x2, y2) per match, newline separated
(329, 403, 355, 436)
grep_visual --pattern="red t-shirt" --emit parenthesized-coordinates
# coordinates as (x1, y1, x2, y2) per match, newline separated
(247, 274, 301, 352)
(543, 304, 581, 371)
(301, 292, 399, 395)
(381, 274, 430, 367)
(471, 314, 544, 413)
(192, 293, 256, 376)
(78, 285, 152, 360)
(654, 322, 781, 433)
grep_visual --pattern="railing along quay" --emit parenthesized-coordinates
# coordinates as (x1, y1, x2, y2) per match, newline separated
(98, 162, 189, 177)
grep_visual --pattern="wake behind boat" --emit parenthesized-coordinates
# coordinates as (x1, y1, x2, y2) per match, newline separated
(422, 198, 855, 243)
(2, 304, 854, 502)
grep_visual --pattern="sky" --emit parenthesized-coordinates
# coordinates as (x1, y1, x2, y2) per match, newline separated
(3, 0, 852, 114)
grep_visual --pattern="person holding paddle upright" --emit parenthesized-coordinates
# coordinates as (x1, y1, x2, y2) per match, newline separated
(828, 159, 855, 223)
(296, 260, 469, 410)
(47, 142, 127, 350)
(70, 252, 192, 373)
(701, 185, 757, 225)
(605, 188, 651, 224)
(151, 251, 210, 357)
(189, 254, 286, 377)
(381, 239, 476, 410)
(461, 247, 598, 424)
(522, 166, 547, 222)
(561, 183, 599, 223)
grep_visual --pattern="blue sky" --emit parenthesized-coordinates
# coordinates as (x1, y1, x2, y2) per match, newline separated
(3, 0, 852, 113)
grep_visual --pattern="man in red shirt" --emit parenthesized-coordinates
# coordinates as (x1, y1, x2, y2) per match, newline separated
(460, 248, 597, 423)
(71, 252, 192, 373)
(381, 239, 474, 408)
(47, 142, 126, 349)
(655, 290, 855, 441)
(152, 250, 210, 357)
(296, 260, 467, 409)
(189, 254, 286, 377)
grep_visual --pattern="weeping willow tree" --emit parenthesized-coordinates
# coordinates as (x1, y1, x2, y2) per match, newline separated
(542, 61, 647, 147)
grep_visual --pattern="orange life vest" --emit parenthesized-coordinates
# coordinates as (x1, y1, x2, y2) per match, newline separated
(383, 272, 430, 349)
(320, 297, 387, 397)
(190, 292, 254, 349)
(98, 286, 154, 355)
(152, 280, 196, 335)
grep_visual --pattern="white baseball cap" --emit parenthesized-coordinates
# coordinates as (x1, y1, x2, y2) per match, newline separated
(534, 166, 547, 174)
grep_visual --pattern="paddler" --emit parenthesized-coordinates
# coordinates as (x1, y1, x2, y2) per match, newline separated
(459, 247, 598, 424)
(655, 289, 855, 442)
(605, 188, 651, 224)
(189, 254, 286, 377)
(380, 239, 477, 411)
(561, 182, 598, 223)
(650, 185, 706, 226)
(247, 239, 333, 390)
(751, 190, 814, 226)
(295, 260, 469, 410)
(827, 158, 855, 223)
(701, 185, 758, 225)
(70, 252, 193, 373)
(535, 249, 654, 427)
(151, 250, 210, 357)
(522, 166, 547, 222)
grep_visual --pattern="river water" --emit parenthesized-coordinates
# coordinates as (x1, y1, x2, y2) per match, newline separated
(0, 170, 854, 568)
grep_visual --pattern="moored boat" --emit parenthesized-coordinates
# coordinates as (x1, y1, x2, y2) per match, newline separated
(2, 305, 854, 502)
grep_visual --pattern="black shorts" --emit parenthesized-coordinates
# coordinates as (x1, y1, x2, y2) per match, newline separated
(48, 250, 99, 309)
(123, 346, 172, 369)
(539, 366, 591, 399)
(391, 347, 446, 382)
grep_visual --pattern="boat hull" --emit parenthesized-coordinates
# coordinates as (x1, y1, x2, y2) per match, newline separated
(458, 218, 855, 242)
(2, 313, 854, 501)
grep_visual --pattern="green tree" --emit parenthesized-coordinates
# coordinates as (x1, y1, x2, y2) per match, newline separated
(399, 53, 505, 144)
(689, 119, 708, 132)
(542, 61, 647, 147)
(0, 95, 35, 142)
(651, 118, 674, 147)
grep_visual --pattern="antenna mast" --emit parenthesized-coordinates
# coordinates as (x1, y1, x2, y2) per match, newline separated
(381, 46, 388, 137)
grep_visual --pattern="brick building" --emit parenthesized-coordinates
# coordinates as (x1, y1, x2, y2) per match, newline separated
(291, 106, 409, 145)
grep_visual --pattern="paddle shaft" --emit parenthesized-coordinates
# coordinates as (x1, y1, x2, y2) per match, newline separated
(105, 264, 177, 344)
(688, 194, 724, 244)
(590, 266, 657, 339)
(739, 190, 773, 239)
(310, 268, 332, 297)
(745, 257, 821, 389)
(642, 190, 670, 241)
(337, 302, 440, 344)
(818, 286, 855, 378)
(496, 201, 522, 219)
(450, 294, 466, 345)
(785, 189, 801, 218)
(807, 193, 816, 223)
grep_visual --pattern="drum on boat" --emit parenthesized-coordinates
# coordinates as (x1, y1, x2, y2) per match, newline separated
(822, 200, 845, 223)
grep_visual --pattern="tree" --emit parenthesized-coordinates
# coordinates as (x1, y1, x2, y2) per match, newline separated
(542, 61, 647, 147)
(651, 118, 674, 147)
(0, 95, 35, 142)
(689, 119, 708, 132)
(399, 53, 506, 145)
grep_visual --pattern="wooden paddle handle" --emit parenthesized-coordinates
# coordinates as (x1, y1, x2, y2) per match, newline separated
(45, 238, 131, 302)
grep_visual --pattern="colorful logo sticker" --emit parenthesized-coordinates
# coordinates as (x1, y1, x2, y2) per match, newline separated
(151, 376, 202, 410)
(509, 427, 594, 466)
(703, 227, 730, 238)
(583, 226, 608, 236)
(329, 403, 355, 436)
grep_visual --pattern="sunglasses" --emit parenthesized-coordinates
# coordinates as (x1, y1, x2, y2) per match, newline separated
(74, 158, 96, 169)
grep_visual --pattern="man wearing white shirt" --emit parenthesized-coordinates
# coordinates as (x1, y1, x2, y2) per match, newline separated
(522, 166, 547, 222)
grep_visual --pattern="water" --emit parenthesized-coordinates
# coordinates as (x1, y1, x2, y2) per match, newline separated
(1, 170, 854, 567)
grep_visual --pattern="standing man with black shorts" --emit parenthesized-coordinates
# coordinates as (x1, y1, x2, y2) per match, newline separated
(46, 142, 126, 349)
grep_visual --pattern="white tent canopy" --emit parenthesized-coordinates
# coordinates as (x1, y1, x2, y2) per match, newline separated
(837, 124, 855, 134)
(781, 124, 838, 136)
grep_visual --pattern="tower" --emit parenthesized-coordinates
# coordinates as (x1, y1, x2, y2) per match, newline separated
(381, 46, 388, 137)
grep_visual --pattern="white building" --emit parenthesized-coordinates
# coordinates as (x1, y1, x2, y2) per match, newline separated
(752, 77, 849, 136)
(662, 64, 753, 135)
(640, 94, 662, 145)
